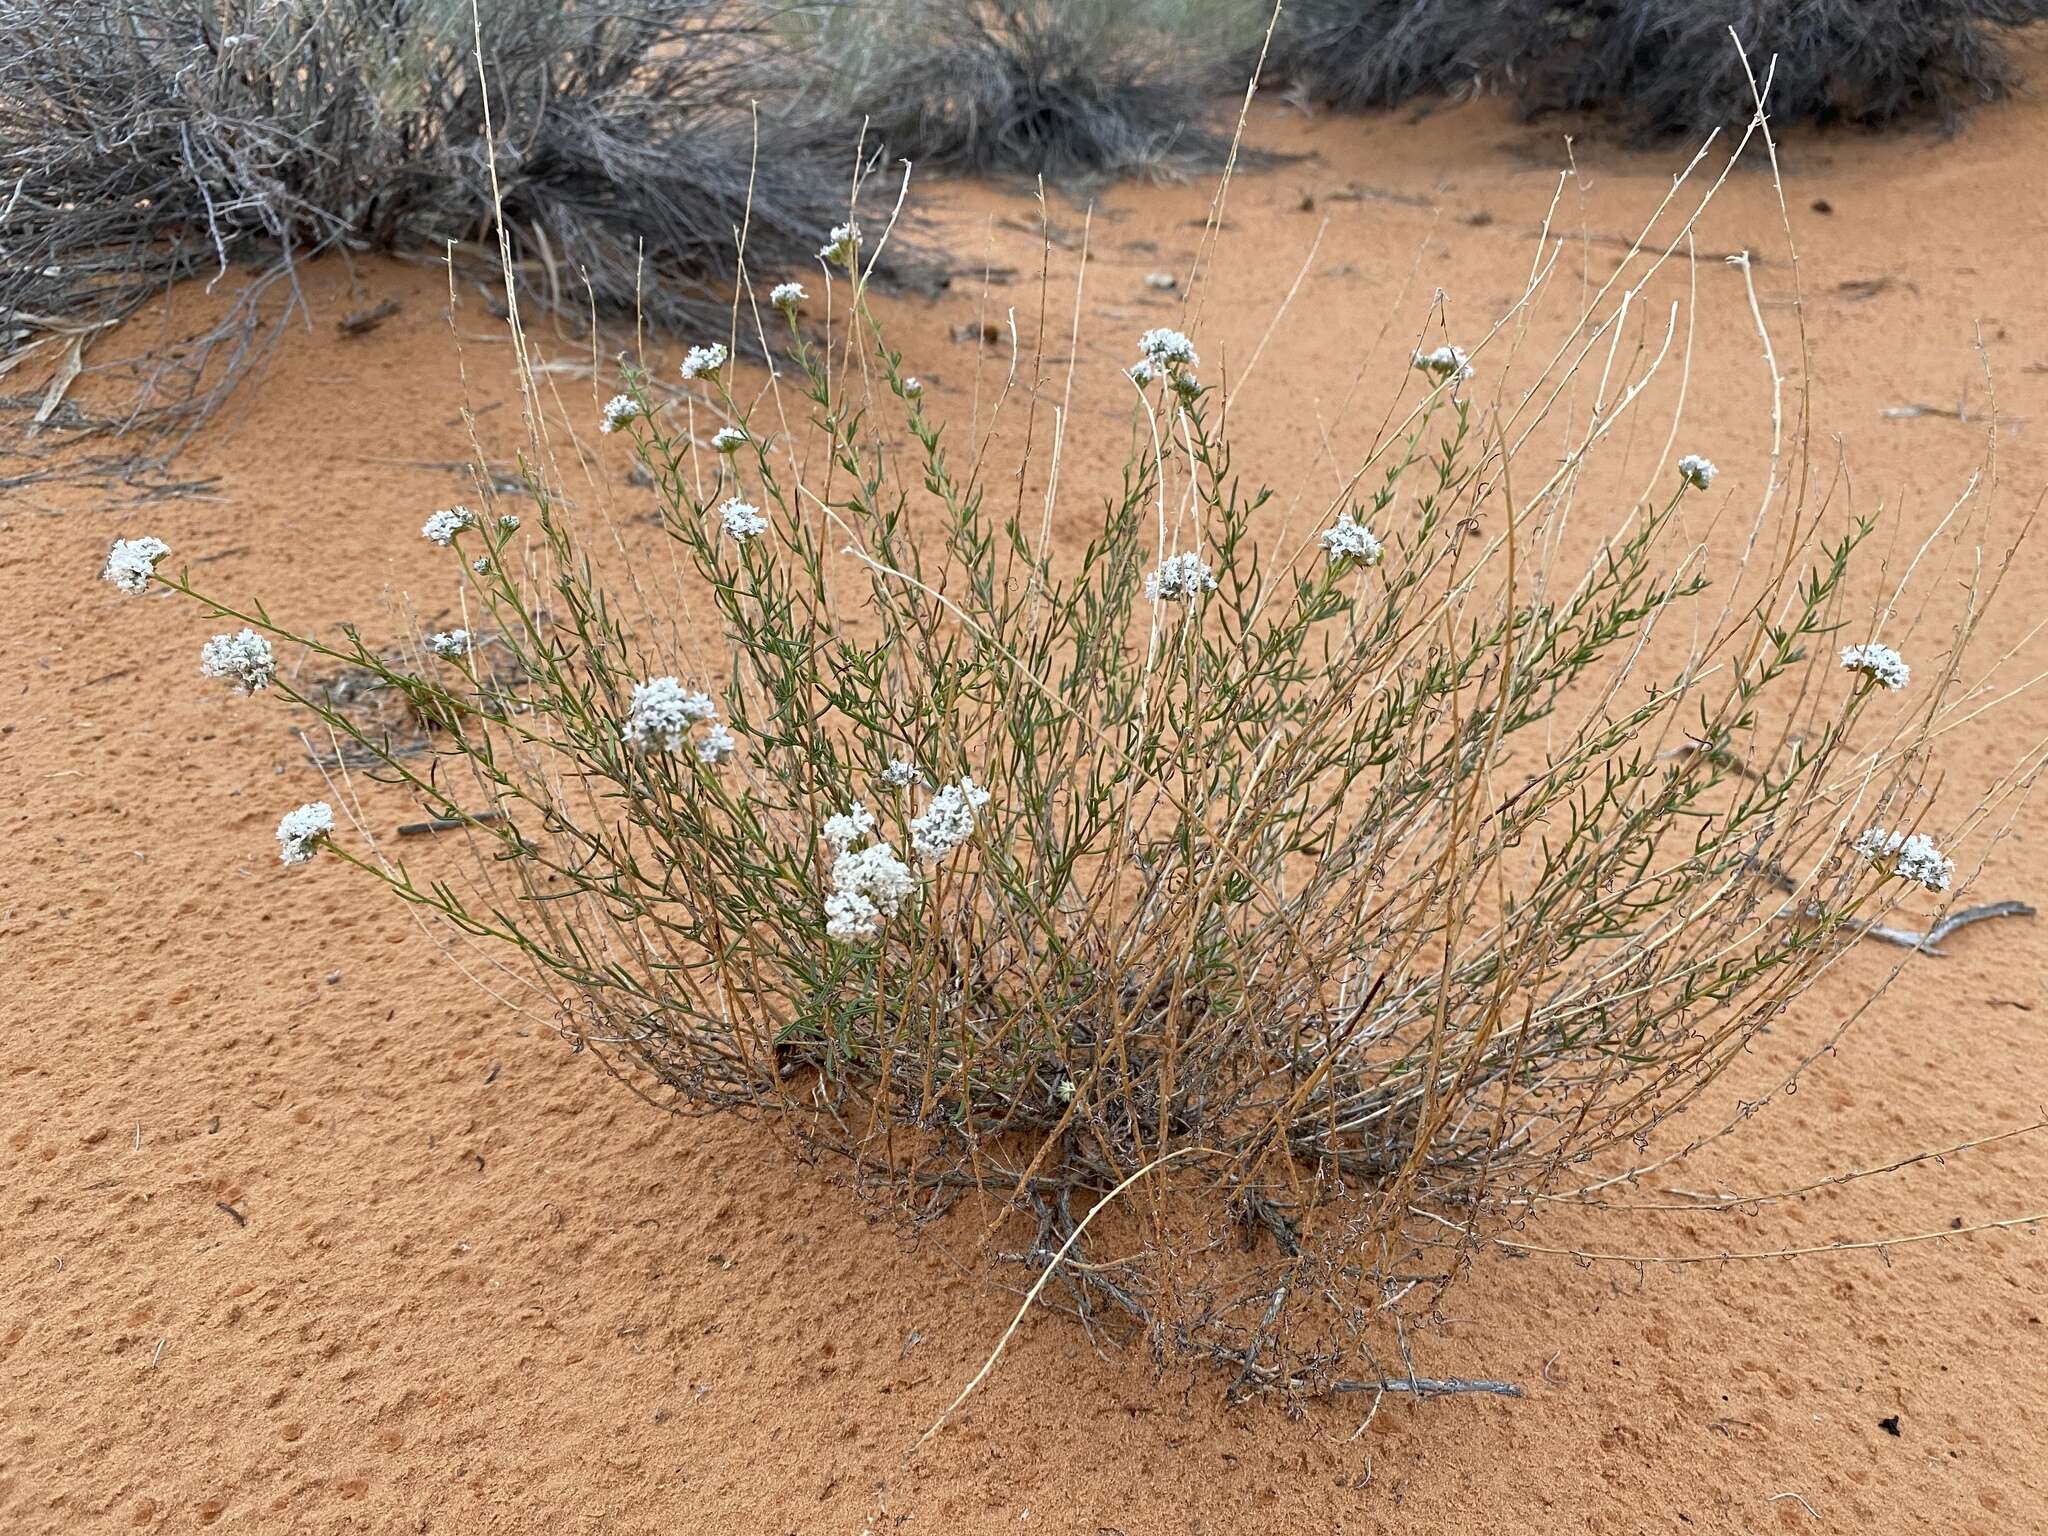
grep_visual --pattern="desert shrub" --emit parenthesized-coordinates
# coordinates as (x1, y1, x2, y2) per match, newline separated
(0, 0, 897, 446)
(1266, 0, 1495, 111)
(782, 0, 1264, 178)
(125, 199, 2009, 1395)
(1271, 0, 2048, 133)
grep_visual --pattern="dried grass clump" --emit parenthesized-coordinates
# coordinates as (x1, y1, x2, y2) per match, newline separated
(0, 0, 893, 448)
(1272, 0, 2048, 133)
(785, 0, 1263, 179)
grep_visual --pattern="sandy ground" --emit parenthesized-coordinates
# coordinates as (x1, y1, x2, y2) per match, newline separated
(5, 74, 2048, 1536)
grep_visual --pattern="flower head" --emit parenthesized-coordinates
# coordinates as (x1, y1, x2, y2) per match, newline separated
(471, 555, 492, 576)
(695, 723, 738, 766)
(199, 629, 276, 693)
(600, 394, 643, 434)
(1412, 345, 1474, 383)
(498, 514, 521, 532)
(276, 801, 334, 866)
(422, 506, 476, 546)
(1677, 453, 1717, 490)
(426, 629, 471, 659)
(820, 799, 918, 941)
(770, 280, 807, 312)
(880, 758, 921, 789)
(720, 497, 769, 542)
(902, 376, 924, 400)
(621, 676, 718, 754)
(102, 536, 169, 594)
(819, 223, 857, 268)
(910, 776, 991, 863)
(1840, 642, 1909, 692)
(680, 342, 728, 382)
(1144, 551, 1218, 603)
(826, 842, 918, 941)
(1129, 360, 1159, 387)
(1320, 514, 1384, 568)
(823, 802, 878, 853)
(1136, 327, 1198, 374)
(711, 425, 749, 454)
(1854, 828, 1953, 893)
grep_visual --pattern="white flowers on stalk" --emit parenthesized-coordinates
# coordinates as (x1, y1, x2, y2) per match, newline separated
(422, 506, 476, 546)
(770, 280, 807, 312)
(1320, 513, 1383, 567)
(902, 376, 924, 400)
(1840, 642, 1910, 692)
(1412, 345, 1474, 383)
(1129, 360, 1160, 387)
(720, 497, 768, 541)
(498, 514, 521, 532)
(680, 342, 728, 382)
(425, 629, 470, 659)
(276, 801, 334, 865)
(821, 801, 917, 942)
(1144, 551, 1218, 603)
(621, 676, 717, 754)
(102, 536, 170, 594)
(1677, 453, 1718, 490)
(1136, 327, 1198, 375)
(880, 758, 921, 789)
(910, 775, 991, 863)
(600, 394, 643, 434)
(1854, 828, 1954, 893)
(199, 629, 276, 693)
(471, 556, 491, 576)
(818, 223, 857, 267)
(695, 723, 738, 766)
(711, 426, 749, 454)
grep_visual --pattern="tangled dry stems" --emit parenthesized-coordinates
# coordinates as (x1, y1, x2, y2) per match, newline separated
(1270, 0, 2048, 133)
(0, 0, 908, 451)
(785, 0, 1261, 179)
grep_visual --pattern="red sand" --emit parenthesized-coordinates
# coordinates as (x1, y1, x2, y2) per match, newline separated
(5, 80, 2046, 1535)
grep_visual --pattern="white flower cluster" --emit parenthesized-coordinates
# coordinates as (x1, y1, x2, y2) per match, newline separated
(620, 676, 719, 755)
(102, 536, 169, 594)
(819, 224, 857, 267)
(422, 506, 477, 546)
(1854, 828, 1954, 893)
(680, 342, 728, 381)
(276, 801, 334, 865)
(600, 394, 642, 434)
(426, 629, 471, 659)
(880, 757, 921, 789)
(199, 629, 276, 693)
(1319, 513, 1383, 567)
(910, 775, 991, 863)
(902, 376, 924, 400)
(498, 513, 521, 532)
(1144, 551, 1218, 603)
(823, 802, 877, 850)
(822, 802, 917, 942)
(720, 497, 769, 541)
(771, 280, 807, 311)
(1677, 453, 1717, 490)
(1840, 642, 1910, 692)
(1412, 345, 1474, 383)
(711, 426, 749, 454)
(1136, 327, 1198, 375)
(696, 723, 738, 766)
